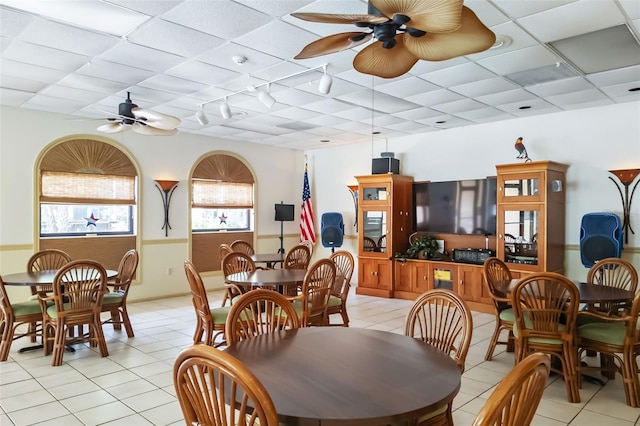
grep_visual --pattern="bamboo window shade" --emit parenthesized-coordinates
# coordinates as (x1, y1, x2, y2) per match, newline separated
(192, 154, 254, 208)
(39, 139, 136, 204)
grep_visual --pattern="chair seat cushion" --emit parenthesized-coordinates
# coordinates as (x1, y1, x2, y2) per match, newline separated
(513, 320, 565, 345)
(576, 312, 608, 327)
(578, 322, 627, 346)
(210, 306, 231, 323)
(103, 292, 123, 305)
(499, 308, 514, 322)
(327, 295, 342, 307)
(12, 300, 42, 316)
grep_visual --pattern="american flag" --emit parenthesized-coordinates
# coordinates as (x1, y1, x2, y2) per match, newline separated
(300, 163, 316, 243)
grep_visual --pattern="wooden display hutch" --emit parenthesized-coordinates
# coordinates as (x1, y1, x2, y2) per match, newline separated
(496, 160, 568, 275)
(355, 174, 413, 297)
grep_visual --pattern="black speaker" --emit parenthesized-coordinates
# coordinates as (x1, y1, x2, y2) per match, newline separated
(274, 203, 294, 221)
(580, 213, 623, 267)
(372, 158, 400, 174)
(321, 212, 344, 248)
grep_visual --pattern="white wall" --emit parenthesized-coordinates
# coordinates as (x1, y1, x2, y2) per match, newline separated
(306, 101, 640, 281)
(1, 102, 639, 302)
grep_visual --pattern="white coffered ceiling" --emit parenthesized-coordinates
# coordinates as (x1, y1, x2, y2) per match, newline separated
(1, 0, 639, 150)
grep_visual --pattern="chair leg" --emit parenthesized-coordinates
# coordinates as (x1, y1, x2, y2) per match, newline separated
(52, 323, 66, 366)
(120, 307, 134, 338)
(340, 309, 349, 327)
(92, 317, 109, 358)
(0, 320, 13, 361)
(621, 348, 640, 408)
(560, 349, 581, 403)
(484, 322, 503, 361)
(110, 309, 122, 331)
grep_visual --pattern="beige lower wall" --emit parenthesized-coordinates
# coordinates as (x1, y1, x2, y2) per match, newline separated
(2, 240, 636, 304)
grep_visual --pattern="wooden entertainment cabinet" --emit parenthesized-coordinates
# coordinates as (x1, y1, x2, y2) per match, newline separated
(354, 161, 569, 313)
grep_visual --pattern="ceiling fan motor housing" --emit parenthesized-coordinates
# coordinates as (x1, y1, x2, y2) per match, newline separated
(119, 98, 138, 125)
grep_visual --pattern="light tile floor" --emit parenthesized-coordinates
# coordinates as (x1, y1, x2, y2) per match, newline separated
(1, 289, 639, 426)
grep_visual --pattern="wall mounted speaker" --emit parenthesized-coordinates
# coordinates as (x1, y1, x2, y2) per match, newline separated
(321, 212, 344, 249)
(579, 212, 623, 268)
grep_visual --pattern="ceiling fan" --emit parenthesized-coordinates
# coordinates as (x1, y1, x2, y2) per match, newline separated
(96, 92, 181, 136)
(292, 0, 496, 79)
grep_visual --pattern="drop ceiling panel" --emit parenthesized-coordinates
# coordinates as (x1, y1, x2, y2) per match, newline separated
(477, 45, 561, 76)
(0, 87, 35, 105)
(517, 0, 626, 42)
(526, 76, 594, 98)
(405, 89, 465, 107)
(422, 63, 497, 87)
(476, 88, 538, 106)
(374, 77, 440, 98)
(450, 77, 518, 98)
(587, 65, 640, 86)
(97, 43, 184, 73)
(75, 59, 154, 84)
(128, 19, 225, 57)
(20, 18, 119, 56)
(138, 74, 209, 95)
(3, 40, 89, 71)
(1, 59, 66, 83)
(0, 7, 34, 38)
(164, 60, 242, 86)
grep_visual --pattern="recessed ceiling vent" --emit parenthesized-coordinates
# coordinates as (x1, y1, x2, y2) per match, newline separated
(505, 63, 577, 87)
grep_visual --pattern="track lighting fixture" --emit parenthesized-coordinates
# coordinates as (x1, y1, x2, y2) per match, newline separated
(220, 97, 231, 119)
(197, 63, 331, 120)
(318, 64, 332, 94)
(195, 105, 208, 125)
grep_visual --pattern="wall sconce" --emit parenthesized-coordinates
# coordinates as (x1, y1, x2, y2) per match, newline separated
(155, 180, 179, 237)
(347, 185, 358, 229)
(608, 168, 640, 244)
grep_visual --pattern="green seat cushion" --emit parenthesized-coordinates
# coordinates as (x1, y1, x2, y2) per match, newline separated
(327, 295, 342, 307)
(103, 292, 123, 305)
(210, 306, 231, 323)
(12, 300, 42, 316)
(513, 318, 565, 345)
(576, 312, 608, 327)
(46, 303, 74, 318)
(499, 308, 514, 322)
(578, 322, 627, 346)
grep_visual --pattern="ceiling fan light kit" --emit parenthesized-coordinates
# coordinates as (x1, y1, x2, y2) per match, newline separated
(291, 0, 495, 79)
(196, 63, 331, 122)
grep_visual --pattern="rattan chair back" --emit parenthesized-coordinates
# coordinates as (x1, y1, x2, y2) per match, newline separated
(174, 344, 279, 426)
(327, 250, 354, 326)
(102, 249, 138, 337)
(225, 289, 300, 346)
(284, 244, 311, 270)
(231, 240, 255, 256)
(472, 352, 550, 426)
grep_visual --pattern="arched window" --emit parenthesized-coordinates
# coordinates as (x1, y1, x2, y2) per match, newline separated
(190, 153, 255, 272)
(37, 137, 139, 270)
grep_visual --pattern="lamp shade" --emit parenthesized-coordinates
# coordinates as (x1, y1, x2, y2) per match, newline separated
(609, 168, 640, 185)
(155, 180, 178, 191)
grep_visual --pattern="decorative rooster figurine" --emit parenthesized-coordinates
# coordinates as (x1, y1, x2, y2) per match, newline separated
(514, 137, 532, 162)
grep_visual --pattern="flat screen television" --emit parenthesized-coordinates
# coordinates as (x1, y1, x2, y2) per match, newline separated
(413, 178, 497, 235)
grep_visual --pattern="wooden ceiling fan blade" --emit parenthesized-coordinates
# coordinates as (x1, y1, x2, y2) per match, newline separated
(132, 123, 178, 136)
(370, 0, 463, 32)
(132, 107, 181, 130)
(404, 7, 496, 61)
(353, 38, 418, 79)
(295, 32, 373, 59)
(291, 12, 388, 25)
(97, 122, 130, 134)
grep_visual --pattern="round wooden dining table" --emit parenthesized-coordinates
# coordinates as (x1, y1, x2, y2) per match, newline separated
(2, 269, 118, 286)
(225, 327, 461, 426)
(501, 279, 635, 303)
(226, 268, 307, 289)
(251, 253, 285, 268)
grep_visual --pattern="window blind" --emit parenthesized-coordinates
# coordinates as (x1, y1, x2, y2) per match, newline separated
(192, 180, 253, 208)
(40, 171, 135, 204)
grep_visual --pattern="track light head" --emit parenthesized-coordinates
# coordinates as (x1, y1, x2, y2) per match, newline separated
(258, 83, 276, 108)
(319, 72, 332, 94)
(195, 105, 209, 125)
(220, 98, 231, 119)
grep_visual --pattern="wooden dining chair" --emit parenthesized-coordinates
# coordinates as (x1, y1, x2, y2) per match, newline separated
(327, 250, 354, 326)
(290, 258, 336, 327)
(283, 244, 312, 296)
(482, 257, 515, 361)
(225, 289, 300, 346)
(26, 249, 72, 340)
(472, 352, 551, 426)
(231, 239, 255, 256)
(404, 289, 473, 426)
(174, 344, 279, 426)
(101, 249, 139, 337)
(0, 276, 43, 361)
(39, 260, 109, 366)
(184, 260, 231, 348)
(577, 291, 640, 407)
(585, 257, 638, 315)
(300, 239, 314, 255)
(222, 251, 269, 296)
(511, 272, 581, 403)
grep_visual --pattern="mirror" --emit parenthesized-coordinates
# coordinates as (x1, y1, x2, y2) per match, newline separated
(363, 210, 387, 252)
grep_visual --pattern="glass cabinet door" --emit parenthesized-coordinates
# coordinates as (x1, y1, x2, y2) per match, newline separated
(361, 209, 388, 254)
(360, 183, 390, 205)
(500, 206, 541, 266)
(498, 172, 543, 203)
